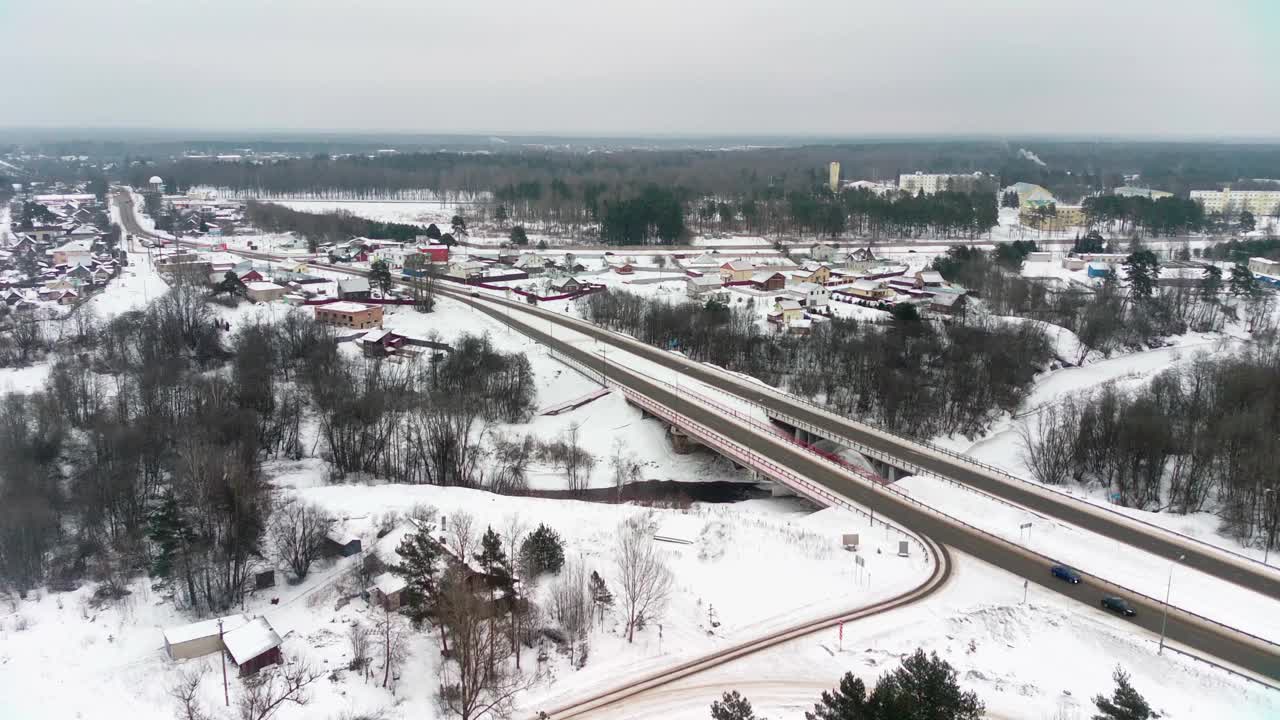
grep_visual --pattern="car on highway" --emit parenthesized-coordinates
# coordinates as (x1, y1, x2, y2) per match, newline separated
(1050, 565, 1082, 584)
(1100, 596, 1137, 617)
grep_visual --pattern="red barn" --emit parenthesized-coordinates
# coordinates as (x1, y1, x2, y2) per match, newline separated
(222, 617, 283, 676)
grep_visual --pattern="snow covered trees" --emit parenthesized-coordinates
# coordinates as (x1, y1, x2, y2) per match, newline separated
(711, 691, 764, 720)
(391, 525, 443, 628)
(1092, 667, 1156, 720)
(613, 517, 673, 643)
(437, 571, 527, 720)
(520, 523, 565, 577)
(805, 650, 984, 720)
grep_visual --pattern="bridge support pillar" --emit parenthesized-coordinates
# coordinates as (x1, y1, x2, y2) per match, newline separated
(669, 426, 698, 455)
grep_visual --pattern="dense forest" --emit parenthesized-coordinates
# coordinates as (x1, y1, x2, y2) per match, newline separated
(244, 200, 430, 250)
(580, 289, 1053, 438)
(1020, 339, 1280, 549)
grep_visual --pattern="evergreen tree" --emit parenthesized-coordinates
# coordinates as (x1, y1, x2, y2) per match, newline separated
(1229, 262, 1259, 296)
(424, 222, 442, 240)
(475, 526, 509, 583)
(1074, 230, 1106, 254)
(1123, 250, 1159, 299)
(589, 570, 614, 624)
(451, 214, 467, 236)
(1200, 264, 1222, 298)
(510, 225, 529, 246)
(216, 270, 247, 297)
(146, 492, 192, 582)
(369, 259, 393, 295)
(519, 523, 565, 576)
(1240, 210, 1256, 233)
(441, 232, 456, 247)
(1092, 666, 1158, 720)
(711, 691, 762, 720)
(537, 239, 548, 250)
(806, 672, 872, 720)
(495, 205, 509, 225)
(869, 649, 984, 720)
(390, 526, 443, 627)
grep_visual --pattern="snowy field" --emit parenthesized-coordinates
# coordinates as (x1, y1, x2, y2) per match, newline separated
(581, 552, 1280, 720)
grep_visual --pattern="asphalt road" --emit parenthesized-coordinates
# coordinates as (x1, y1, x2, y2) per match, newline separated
(466, 293, 1280, 603)
(113, 191, 1280, 682)
(468, 298, 1280, 682)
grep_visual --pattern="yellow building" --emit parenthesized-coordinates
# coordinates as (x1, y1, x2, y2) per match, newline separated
(1020, 204, 1086, 230)
(1190, 188, 1280, 217)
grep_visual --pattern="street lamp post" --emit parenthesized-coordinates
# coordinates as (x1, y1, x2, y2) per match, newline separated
(1158, 553, 1186, 655)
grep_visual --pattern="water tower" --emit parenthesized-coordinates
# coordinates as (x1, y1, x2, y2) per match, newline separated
(148, 175, 165, 193)
(828, 162, 840, 192)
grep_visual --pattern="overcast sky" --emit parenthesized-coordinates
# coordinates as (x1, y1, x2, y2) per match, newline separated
(2, 0, 1277, 138)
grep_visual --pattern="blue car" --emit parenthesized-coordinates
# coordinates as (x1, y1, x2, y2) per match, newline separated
(1050, 565, 1082, 584)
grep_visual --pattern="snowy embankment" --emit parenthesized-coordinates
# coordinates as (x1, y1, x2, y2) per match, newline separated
(581, 552, 1280, 720)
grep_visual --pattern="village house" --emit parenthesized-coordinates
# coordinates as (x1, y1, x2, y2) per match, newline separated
(810, 242, 838, 262)
(846, 278, 894, 301)
(323, 527, 363, 557)
(930, 291, 967, 315)
(315, 301, 383, 330)
(768, 298, 805, 325)
(789, 281, 830, 307)
(844, 248, 878, 273)
(683, 251, 722, 270)
(337, 276, 372, 300)
(788, 318, 813, 336)
(686, 274, 725, 300)
(445, 260, 486, 281)
(914, 270, 946, 288)
(1248, 257, 1280, 278)
(245, 281, 289, 303)
(415, 241, 451, 264)
(550, 276, 582, 294)
(614, 262, 635, 275)
(367, 572, 408, 612)
(790, 262, 832, 285)
(515, 252, 551, 274)
(750, 270, 787, 292)
(49, 239, 93, 267)
(1061, 256, 1087, 271)
(719, 259, 755, 283)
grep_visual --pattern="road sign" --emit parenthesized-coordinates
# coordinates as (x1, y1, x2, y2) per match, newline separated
(842, 533, 859, 550)
(1020, 522, 1033, 530)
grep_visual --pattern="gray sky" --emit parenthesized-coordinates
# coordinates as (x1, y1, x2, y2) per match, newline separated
(2, 0, 1277, 137)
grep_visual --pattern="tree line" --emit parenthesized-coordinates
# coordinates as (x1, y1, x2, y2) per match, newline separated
(579, 289, 1053, 439)
(1020, 336, 1280, 548)
(245, 200, 426, 251)
(1081, 195, 1206, 237)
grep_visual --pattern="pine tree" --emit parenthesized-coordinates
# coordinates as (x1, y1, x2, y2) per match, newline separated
(806, 672, 871, 720)
(510, 225, 529, 245)
(1123, 250, 1159, 300)
(1092, 666, 1158, 720)
(451, 214, 467, 236)
(424, 223, 442, 240)
(390, 526, 442, 627)
(519, 523, 565, 576)
(870, 649, 984, 720)
(1229, 262, 1259, 297)
(369, 260, 393, 295)
(711, 690, 762, 720)
(1201, 264, 1222, 298)
(476, 526, 509, 584)
(589, 570, 614, 626)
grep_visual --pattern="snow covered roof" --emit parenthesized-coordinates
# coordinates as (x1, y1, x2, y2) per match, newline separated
(932, 292, 963, 307)
(245, 281, 284, 292)
(790, 318, 813, 329)
(687, 275, 723, 287)
(359, 329, 390, 343)
(222, 617, 282, 665)
(338, 277, 371, 293)
(775, 299, 803, 311)
(1250, 257, 1279, 267)
(751, 270, 784, 282)
(917, 270, 945, 284)
(850, 279, 884, 291)
(722, 260, 754, 271)
(163, 614, 251, 646)
(318, 301, 375, 314)
(368, 572, 408, 596)
(149, 176, 163, 184)
(791, 282, 824, 293)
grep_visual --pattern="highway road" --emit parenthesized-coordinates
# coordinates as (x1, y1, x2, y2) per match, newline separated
(113, 190, 1280, 684)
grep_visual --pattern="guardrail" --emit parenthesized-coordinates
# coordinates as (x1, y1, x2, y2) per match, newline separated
(472, 292, 1280, 671)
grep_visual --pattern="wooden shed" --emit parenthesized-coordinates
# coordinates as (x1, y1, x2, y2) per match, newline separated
(222, 617, 284, 676)
(367, 572, 408, 612)
(163, 614, 251, 660)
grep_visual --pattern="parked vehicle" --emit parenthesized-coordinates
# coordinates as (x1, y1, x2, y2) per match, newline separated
(1051, 565, 1082, 584)
(1101, 596, 1137, 617)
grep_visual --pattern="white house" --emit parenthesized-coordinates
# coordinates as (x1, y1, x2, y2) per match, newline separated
(789, 281, 830, 307)
(810, 242, 838, 262)
(686, 274, 725, 299)
(163, 614, 251, 660)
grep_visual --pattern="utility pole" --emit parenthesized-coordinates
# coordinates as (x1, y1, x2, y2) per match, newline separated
(1158, 554, 1185, 655)
(218, 618, 229, 706)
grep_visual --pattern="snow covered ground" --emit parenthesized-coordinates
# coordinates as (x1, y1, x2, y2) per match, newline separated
(581, 552, 1280, 720)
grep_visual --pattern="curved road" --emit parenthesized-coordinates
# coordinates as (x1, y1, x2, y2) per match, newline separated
(113, 191, 1280, 684)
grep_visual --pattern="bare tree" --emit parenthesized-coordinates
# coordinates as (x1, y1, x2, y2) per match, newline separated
(613, 517, 673, 643)
(1017, 399, 1080, 486)
(438, 571, 529, 720)
(168, 665, 210, 720)
(348, 621, 371, 680)
(609, 439, 641, 502)
(561, 423, 596, 495)
(236, 660, 325, 720)
(550, 561, 591, 667)
(446, 510, 477, 564)
(502, 513, 528, 666)
(377, 604, 407, 691)
(270, 498, 334, 580)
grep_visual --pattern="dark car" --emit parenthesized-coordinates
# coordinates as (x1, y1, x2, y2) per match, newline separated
(1101, 596, 1137, 617)
(1051, 565, 1082, 584)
